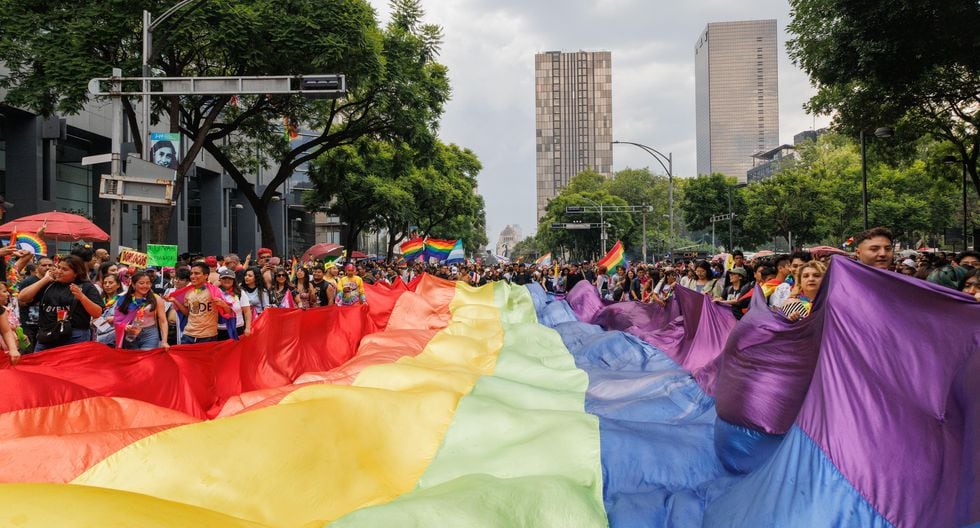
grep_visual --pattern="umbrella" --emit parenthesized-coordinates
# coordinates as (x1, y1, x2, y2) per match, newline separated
(0, 211, 109, 242)
(300, 243, 343, 261)
(752, 250, 774, 258)
(807, 245, 849, 259)
(350, 251, 368, 259)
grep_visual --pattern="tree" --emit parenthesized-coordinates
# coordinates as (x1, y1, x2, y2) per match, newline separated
(604, 168, 671, 255)
(678, 173, 746, 249)
(305, 139, 486, 258)
(787, 0, 980, 199)
(0, 0, 450, 250)
(536, 171, 634, 262)
(509, 237, 539, 261)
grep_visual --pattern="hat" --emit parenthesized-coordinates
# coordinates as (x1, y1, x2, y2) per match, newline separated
(344, 263, 355, 271)
(451, 266, 459, 274)
(729, 267, 748, 277)
(257, 248, 273, 257)
(205, 256, 218, 267)
(323, 261, 337, 270)
(218, 269, 236, 280)
(901, 259, 917, 270)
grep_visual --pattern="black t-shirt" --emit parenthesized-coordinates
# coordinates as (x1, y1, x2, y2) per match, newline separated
(17, 274, 42, 326)
(37, 281, 104, 330)
(310, 279, 330, 306)
(566, 271, 587, 291)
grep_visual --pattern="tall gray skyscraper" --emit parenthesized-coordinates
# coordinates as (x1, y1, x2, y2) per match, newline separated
(695, 20, 778, 183)
(534, 51, 613, 224)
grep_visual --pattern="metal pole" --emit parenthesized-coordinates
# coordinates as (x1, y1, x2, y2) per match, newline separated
(668, 153, 674, 262)
(110, 68, 123, 258)
(964, 162, 969, 252)
(861, 130, 869, 230)
(600, 205, 606, 254)
(711, 220, 715, 249)
(141, 11, 154, 248)
(641, 205, 647, 263)
(727, 187, 734, 251)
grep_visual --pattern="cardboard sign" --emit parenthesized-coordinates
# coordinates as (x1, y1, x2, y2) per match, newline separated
(119, 249, 149, 269)
(147, 244, 178, 268)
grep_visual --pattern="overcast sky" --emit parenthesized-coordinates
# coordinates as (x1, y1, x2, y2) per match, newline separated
(369, 0, 830, 248)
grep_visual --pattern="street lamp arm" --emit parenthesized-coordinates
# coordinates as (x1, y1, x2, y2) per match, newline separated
(612, 141, 671, 176)
(149, 0, 204, 31)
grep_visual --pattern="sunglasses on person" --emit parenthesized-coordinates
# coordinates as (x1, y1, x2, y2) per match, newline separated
(276, 273, 288, 278)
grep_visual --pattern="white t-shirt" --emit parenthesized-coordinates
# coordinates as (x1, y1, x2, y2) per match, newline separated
(217, 291, 250, 330)
(769, 282, 792, 309)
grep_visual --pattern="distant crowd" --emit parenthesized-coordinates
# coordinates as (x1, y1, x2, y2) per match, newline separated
(1, 226, 976, 365)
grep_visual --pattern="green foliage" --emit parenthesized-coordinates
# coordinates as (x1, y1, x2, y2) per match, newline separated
(787, 0, 980, 198)
(677, 173, 746, 249)
(0, 0, 452, 251)
(509, 237, 539, 261)
(739, 133, 964, 248)
(305, 138, 486, 257)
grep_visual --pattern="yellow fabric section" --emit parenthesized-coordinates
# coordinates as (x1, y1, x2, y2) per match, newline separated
(0, 483, 266, 528)
(57, 280, 505, 528)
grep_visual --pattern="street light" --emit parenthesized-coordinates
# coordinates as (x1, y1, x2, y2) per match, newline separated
(943, 155, 969, 252)
(579, 196, 607, 254)
(727, 183, 747, 250)
(860, 127, 893, 230)
(612, 141, 673, 260)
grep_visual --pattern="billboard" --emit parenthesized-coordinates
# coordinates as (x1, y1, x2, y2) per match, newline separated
(149, 132, 181, 170)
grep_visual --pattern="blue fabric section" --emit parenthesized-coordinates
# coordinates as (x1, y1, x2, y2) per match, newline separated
(530, 291, 893, 528)
(713, 418, 785, 475)
(704, 426, 893, 528)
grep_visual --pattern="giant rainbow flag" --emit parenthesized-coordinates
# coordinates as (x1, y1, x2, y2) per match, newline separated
(0, 256, 975, 527)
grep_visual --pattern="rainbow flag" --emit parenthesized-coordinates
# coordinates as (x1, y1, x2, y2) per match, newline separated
(535, 252, 552, 266)
(400, 238, 425, 262)
(424, 238, 456, 262)
(597, 240, 626, 274)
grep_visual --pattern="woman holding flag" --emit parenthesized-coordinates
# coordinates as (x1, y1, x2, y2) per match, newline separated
(216, 269, 251, 340)
(114, 272, 168, 350)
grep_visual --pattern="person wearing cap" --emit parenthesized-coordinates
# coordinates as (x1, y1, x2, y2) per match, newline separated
(336, 264, 367, 306)
(216, 268, 251, 340)
(898, 259, 917, 276)
(715, 267, 751, 305)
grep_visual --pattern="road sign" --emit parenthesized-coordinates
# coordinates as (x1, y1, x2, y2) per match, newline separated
(99, 175, 174, 205)
(711, 213, 735, 222)
(550, 222, 605, 230)
(87, 74, 346, 98)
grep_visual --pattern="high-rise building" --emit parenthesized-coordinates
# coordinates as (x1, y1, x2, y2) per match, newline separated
(534, 50, 613, 224)
(695, 20, 778, 183)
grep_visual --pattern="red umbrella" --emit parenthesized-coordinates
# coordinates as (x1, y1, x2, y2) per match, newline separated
(0, 211, 109, 241)
(807, 245, 849, 259)
(350, 251, 368, 259)
(301, 243, 343, 261)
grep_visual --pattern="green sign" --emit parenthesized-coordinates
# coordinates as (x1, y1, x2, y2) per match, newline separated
(146, 244, 178, 268)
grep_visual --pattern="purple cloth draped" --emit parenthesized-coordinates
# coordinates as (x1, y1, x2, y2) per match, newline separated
(713, 284, 822, 434)
(792, 256, 979, 527)
(569, 279, 735, 394)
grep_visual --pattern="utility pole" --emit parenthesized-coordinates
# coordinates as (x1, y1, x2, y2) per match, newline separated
(641, 204, 647, 263)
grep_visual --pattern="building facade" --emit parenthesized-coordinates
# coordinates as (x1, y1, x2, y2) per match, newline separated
(534, 50, 613, 225)
(695, 20, 779, 183)
(495, 224, 522, 257)
(0, 62, 326, 259)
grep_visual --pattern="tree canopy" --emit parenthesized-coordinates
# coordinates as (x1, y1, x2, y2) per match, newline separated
(787, 0, 980, 198)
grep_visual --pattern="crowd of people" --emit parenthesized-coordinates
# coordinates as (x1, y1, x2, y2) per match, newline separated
(0, 227, 976, 365)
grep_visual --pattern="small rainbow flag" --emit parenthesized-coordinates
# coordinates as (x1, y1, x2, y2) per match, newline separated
(535, 253, 552, 266)
(424, 238, 456, 262)
(597, 240, 626, 274)
(400, 238, 425, 262)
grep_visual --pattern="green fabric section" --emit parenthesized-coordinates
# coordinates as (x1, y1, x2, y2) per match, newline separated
(330, 283, 607, 527)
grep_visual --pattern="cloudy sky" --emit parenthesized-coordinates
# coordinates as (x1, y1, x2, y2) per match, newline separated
(369, 0, 830, 248)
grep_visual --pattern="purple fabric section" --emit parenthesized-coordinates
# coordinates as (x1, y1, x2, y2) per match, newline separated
(796, 256, 979, 527)
(565, 280, 612, 323)
(713, 284, 822, 434)
(567, 278, 735, 394)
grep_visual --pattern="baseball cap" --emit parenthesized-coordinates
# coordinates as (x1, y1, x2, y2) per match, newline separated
(344, 263, 355, 271)
(901, 258, 917, 270)
(205, 256, 218, 267)
(257, 248, 273, 257)
(729, 267, 748, 278)
(218, 269, 236, 280)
